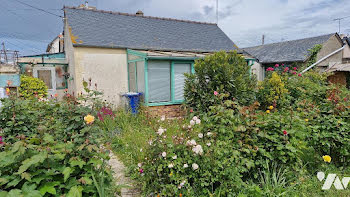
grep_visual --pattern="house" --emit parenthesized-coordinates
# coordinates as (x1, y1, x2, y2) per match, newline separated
(62, 6, 243, 117)
(46, 34, 64, 54)
(244, 33, 350, 85)
(17, 53, 68, 98)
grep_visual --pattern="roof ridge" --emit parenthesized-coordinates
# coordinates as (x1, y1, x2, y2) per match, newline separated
(63, 6, 217, 25)
(244, 33, 335, 49)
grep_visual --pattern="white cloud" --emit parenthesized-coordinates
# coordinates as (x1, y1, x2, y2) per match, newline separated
(98, 0, 349, 48)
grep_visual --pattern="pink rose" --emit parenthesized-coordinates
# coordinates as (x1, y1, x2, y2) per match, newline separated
(214, 91, 218, 96)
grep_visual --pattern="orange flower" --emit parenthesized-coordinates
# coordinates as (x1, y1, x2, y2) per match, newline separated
(54, 93, 58, 98)
(179, 194, 182, 197)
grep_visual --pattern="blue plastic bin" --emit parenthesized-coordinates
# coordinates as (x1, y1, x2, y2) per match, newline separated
(123, 92, 143, 114)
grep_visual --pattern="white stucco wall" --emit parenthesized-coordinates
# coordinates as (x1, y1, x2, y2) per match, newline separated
(73, 47, 128, 106)
(251, 61, 264, 81)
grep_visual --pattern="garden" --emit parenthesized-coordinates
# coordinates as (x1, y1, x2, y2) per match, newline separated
(110, 51, 350, 196)
(1, 50, 350, 196)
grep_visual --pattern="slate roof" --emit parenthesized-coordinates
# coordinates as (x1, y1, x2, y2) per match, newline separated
(243, 33, 335, 63)
(64, 7, 239, 52)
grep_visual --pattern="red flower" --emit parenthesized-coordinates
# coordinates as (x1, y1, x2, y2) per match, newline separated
(266, 67, 274, 71)
(190, 109, 193, 113)
(293, 67, 297, 70)
(298, 73, 302, 77)
(292, 72, 297, 75)
(283, 130, 288, 135)
(214, 91, 218, 96)
(284, 67, 289, 72)
(275, 64, 279, 67)
(0, 136, 3, 144)
(139, 168, 144, 174)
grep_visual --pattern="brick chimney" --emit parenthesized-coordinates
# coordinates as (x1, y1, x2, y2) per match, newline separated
(136, 10, 144, 16)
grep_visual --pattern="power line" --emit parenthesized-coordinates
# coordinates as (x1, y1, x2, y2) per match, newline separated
(11, 0, 63, 18)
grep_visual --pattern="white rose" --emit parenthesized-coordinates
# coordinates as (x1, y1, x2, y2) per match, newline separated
(162, 152, 167, 157)
(188, 125, 192, 129)
(190, 120, 195, 126)
(192, 163, 199, 170)
(198, 133, 203, 138)
(157, 127, 164, 136)
(172, 155, 177, 160)
(190, 139, 196, 146)
(168, 163, 174, 168)
(207, 142, 211, 147)
(183, 163, 189, 168)
(138, 163, 142, 167)
(192, 116, 198, 121)
(207, 132, 212, 137)
(196, 119, 201, 125)
(192, 144, 203, 155)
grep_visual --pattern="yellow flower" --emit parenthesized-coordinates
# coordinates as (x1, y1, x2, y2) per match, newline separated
(5, 88, 10, 95)
(305, 119, 309, 122)
(84, 114, 95, 125)
(266, 110, 270, 114)
(337, 121, 341, 124)
(323, 155, 331, 163)
(268, 106, 274, 110)
(169, 172, 173, 176)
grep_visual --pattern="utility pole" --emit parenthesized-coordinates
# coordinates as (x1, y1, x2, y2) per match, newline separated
(262, 35, 265, 45)
(2, 42, 8, 64)
(216, 0, 219, 24)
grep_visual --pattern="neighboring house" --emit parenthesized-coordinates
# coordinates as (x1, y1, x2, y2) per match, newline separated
(46, 34, 64, 54)
(62, 6, 243, 117)
(17, 53, 69, 98)
(244, 33, 350, 84)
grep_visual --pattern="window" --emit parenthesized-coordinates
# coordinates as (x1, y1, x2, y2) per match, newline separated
(174, 63, 191, 101)
(38, 70, 53, 89)
(148, 61, 171, 102)
(147, 61, 192, 104)
(128, 62, 137, 92)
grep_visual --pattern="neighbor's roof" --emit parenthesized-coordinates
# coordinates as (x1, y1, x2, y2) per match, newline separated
(243, 33, 336, 63)
(64, 7, 239, 52)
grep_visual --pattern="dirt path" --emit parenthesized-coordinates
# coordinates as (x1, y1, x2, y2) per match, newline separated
(108, 152, 141, 197)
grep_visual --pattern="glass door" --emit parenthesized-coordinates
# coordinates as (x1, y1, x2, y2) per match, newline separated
(33, 67, 56, 97)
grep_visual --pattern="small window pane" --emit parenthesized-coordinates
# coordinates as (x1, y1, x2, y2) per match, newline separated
(38, 70, 52, 89)
(148, 61, 170, 102)
(128, 63, 137, 92)
(55, 65, 66, 89)
(174, 64, 191, 100)
(137, 61, 145, 93)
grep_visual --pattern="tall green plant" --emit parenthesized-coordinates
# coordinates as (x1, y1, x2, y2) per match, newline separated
(184, 51, 257, 113)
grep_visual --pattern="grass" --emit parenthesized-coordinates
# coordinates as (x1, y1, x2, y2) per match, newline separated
(109, 109, 186, 171)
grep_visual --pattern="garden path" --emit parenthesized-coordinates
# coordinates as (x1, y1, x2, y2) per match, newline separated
(108, 151, 141, 197)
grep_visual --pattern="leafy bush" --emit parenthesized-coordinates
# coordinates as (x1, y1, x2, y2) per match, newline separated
(184, 51, 257, 113)
(257, 72, 288, 108)
(19, 75, 48, 99)
(0, 89, 115, 196)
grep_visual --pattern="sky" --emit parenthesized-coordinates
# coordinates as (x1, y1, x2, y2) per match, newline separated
(0, 0, 349, 55)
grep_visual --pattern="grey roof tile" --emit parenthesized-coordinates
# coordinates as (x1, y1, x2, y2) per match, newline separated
(64, 7, 238, 52)
(243, 34, 334, 63)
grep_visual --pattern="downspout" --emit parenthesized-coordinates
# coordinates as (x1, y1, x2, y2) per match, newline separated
(301, 46, 345, 74)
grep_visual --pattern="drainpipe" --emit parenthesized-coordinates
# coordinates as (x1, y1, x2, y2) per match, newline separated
(301, 46, 345, 74)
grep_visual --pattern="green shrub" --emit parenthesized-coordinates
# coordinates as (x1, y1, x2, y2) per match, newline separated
(257, 72, 288, 108)
(184, 51, 257, 113)
(19, 75, 48, 99)
(0, 87, 115, 196)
